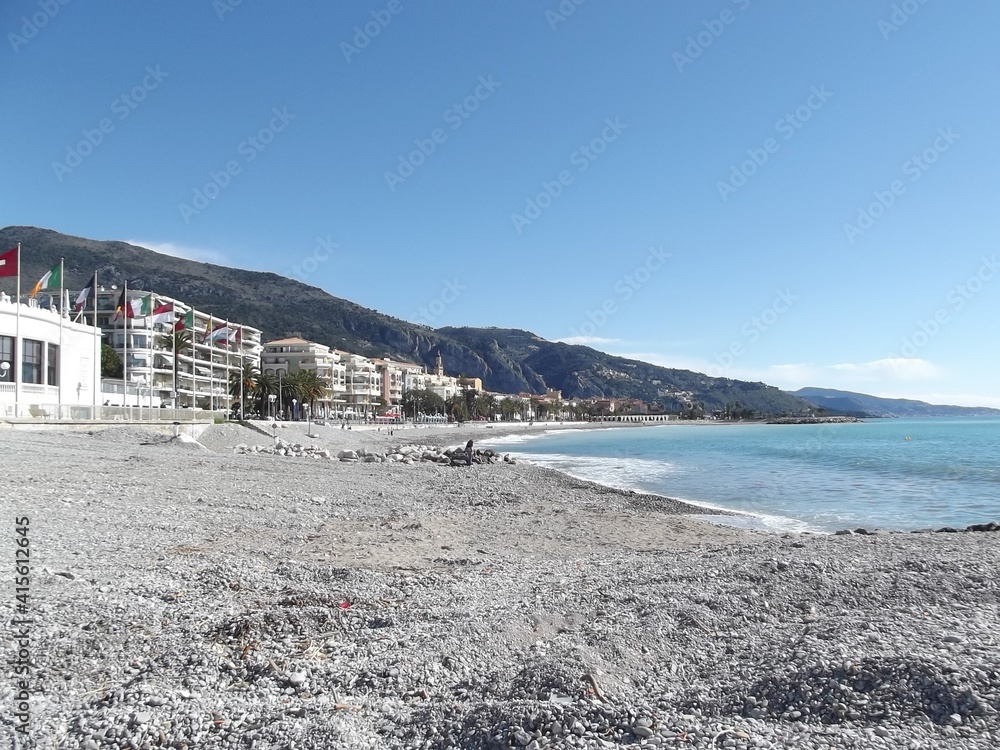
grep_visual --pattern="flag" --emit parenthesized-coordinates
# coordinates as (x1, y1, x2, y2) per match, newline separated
(174, 309, 194, 331)
(73, 273, 97, 312)
(149, 301, 174, 326)
(134, 293, 154, 319)
(205, 322, 230, 344)
(130, 295, 147, 319)
(113, 288, 133, 320)
(0, 247, 17, 278)
(231, 327, 242, 345)
(30, 262, 61, 297)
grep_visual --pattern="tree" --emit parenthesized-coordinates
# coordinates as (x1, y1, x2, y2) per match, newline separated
(255, 372, 278, 417)
(101, 343, 122, 378)
(462, 388, 478, 416)
(402, 388, 446, 418)
(156, 329, 192, 406)
(292, 369, 329, 411)
(229, 362, 259, 416)
(446, 394, 469, 422)
(475, 392, 498, 420)
(499, 397, 520, 421)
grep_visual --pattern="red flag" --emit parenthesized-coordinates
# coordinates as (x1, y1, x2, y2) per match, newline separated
(0, 247, 17, 278)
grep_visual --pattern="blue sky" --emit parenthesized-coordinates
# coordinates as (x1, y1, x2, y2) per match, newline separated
(3, 1, 999, 406)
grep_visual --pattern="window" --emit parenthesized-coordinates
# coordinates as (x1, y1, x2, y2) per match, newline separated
(0, 335, 14, 383)
(47, 344, 59, 385)
(22, 339, 43, 384)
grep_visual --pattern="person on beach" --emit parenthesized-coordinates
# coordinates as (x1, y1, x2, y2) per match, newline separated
(465, 439, 474, 466)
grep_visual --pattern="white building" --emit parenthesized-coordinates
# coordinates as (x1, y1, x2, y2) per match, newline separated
(92, 289, 262, 410)
(335, 351, 381, 418)
(0, 292, 101, 418)
(261, 337, 347, 416)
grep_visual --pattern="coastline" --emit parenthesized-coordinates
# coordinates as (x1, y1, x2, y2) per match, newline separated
(4, 424, 1000, 748)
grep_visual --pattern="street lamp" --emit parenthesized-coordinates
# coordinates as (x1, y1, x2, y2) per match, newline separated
(0, 361, 9, 381)
(292, 398, 298, 422)
(268, 393, 276, 420)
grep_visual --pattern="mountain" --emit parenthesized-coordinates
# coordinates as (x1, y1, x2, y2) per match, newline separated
(791, 387, 1000, 418)
(1, 226, 816, 415)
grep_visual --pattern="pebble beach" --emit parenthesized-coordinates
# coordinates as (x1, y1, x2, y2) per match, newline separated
(3, 421, 1000, 749)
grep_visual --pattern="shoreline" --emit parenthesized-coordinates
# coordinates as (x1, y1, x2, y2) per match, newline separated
(5, 424, 1000, 748)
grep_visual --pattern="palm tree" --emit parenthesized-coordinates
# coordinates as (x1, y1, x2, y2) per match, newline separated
(156, 329, 192, 406)
(476, 392, 498, 420)
(229, 362, 259, 417)
(446, 394, 468, 422)
(294, 369, 329, 412)
(499, 397, 519, 421)
(255, 371, 278, 417)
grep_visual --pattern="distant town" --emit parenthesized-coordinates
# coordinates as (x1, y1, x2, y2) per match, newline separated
(1, 284, 683, 422)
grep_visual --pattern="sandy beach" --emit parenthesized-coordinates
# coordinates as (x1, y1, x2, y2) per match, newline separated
(3, 421, 1000, 749)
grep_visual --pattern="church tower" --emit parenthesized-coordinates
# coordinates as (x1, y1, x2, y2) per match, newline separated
(435, 351, 444, 377)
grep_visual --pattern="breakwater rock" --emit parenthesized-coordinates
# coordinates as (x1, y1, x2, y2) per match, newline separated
(233, 440, 508, 466)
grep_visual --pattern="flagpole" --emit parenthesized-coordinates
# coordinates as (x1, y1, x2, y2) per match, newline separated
(201, 315, 215, 412)
(58, 258, 64, 418)
(92, 272, 98, 414)
(172, 305, 177, 411)
(122, 281, 130, 417)
(238, 327, 244, 421)
(14, 243, 21, 417)
(226, 318, 231, 419)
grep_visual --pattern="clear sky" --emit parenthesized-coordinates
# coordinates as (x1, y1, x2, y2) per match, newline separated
(3, 1, 999, 406)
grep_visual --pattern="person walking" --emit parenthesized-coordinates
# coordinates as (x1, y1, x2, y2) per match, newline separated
(465, 439, 474, 466)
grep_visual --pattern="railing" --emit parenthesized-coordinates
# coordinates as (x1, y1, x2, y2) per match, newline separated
(1, 403, 227, 422)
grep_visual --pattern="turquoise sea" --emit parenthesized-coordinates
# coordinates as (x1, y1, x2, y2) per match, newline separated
(483, 419, 1000, 533)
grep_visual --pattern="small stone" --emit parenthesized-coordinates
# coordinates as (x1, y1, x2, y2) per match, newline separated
(633, 725, 654, 738)
(288, 671, 307, 687)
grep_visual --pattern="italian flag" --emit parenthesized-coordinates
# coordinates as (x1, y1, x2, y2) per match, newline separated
(174, 309, 195, 332)
(31, 262, 61, 297)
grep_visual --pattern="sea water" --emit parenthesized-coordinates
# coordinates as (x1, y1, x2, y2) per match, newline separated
(483, 419, 1000, 533)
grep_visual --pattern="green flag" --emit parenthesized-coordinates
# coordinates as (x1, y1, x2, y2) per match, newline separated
(30, 262, 61, 297)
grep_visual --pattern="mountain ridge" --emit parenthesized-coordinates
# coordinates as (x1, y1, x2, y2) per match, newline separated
(1, 225, 815, 414)
(790, 387, 1000, 418)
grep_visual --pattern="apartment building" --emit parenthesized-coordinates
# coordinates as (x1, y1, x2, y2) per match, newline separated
(373, 358, 425, 408)
(261, 336, 347, 415)
(91, 288, 261, 409)
(334, 350, 381, 418)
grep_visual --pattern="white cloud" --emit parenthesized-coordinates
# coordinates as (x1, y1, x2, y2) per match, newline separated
(760, 358, 944, 388)
(557, 336, 621, 346)
(128, 240, 229, 265)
